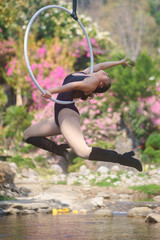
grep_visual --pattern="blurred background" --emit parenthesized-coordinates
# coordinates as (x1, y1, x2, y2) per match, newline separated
(0, 0, 160, 175)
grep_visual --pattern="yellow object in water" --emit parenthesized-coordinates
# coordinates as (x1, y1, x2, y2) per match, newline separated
(52, 208, 70, 215)
(72, 210, 78, 214)
(62, 207, 70, 213)
(52, 209, 58, 215)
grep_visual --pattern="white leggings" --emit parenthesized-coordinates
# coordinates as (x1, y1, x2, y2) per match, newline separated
(24, 108, 92, 159)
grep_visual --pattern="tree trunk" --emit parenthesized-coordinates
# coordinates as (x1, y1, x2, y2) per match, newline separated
(16, 88, 23, 106)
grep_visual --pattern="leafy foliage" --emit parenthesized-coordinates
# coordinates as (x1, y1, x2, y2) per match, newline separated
(130, 184, 160, 196)
(8, 155, 36, 169)
(141, 133, 160, 164)
(104, 52, 158, 107)
(68, 157, 86, 173)
(1, 106, 33, 148)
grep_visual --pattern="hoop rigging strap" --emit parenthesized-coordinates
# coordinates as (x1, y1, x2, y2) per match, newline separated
(71, 0, 78, 21)
(24, 4, 94, 105)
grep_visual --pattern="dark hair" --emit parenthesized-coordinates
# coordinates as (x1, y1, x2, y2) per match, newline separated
(80, 82, 111, 101)
(93, 82, 111, 93)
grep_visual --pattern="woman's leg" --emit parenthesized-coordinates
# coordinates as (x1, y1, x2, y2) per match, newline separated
(24, 118, 69, 159)
(58, 109, 92, 158)
(24, 117, 60, 139)
(58, 109, 142, 171)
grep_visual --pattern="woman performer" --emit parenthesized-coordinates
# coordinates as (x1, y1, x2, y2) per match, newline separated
(24, 57, 142, 172)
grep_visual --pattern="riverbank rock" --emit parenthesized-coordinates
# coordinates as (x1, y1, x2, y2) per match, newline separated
(21, 168, 38, 179)
(90, 197, 104, 207)
(0, 161, 15, 187)
(128, 207, 152, 217)
(145, 213, 160, 223)
(1, 199, 61, 216)
(153, 195, 160, 201)
(94, 208, 113, 217)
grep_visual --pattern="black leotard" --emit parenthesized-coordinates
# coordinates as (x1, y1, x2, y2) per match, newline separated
(54, 73, 88, 127)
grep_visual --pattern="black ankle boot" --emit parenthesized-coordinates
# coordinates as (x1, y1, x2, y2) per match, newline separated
(89, 147, 142, 172)
(25, 137, 70, 161)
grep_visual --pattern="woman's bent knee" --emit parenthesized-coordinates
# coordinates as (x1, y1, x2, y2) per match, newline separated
(73, 147, 92, 159)
(23, 128, 31, 140)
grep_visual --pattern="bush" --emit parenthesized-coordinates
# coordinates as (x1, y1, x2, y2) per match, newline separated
(99, 52, 158, 108)
(146, 132, 160, 150)
(142, 133, 160, 164)
(2, 105, 33, 148)
(122, 101, 156, 141)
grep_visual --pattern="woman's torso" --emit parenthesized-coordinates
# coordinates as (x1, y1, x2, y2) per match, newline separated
(56, 73, 88, 103)
(54, 73, 89, 126)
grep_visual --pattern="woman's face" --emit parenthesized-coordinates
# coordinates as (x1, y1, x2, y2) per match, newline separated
(96, 70, 110, 88)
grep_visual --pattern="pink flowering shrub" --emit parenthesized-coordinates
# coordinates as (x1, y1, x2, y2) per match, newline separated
(138, 82, 160, 127)
(0, 39, 15, 78)
(71, 38, 102, 58)
(77, 94, 121, 146)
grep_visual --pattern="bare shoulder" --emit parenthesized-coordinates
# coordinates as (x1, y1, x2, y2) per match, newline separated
(72, 72, 91, 76)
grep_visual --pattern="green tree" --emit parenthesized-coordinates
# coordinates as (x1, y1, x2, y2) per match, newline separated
(142, 133, 160, 164)
(2, 106, 33, 149)
(100, 0, 160, 59)
(148, 0, 160, 26)
(104, 52, 158, 107)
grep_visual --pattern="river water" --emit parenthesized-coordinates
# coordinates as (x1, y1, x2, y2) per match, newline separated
(0, 213, 160, 240)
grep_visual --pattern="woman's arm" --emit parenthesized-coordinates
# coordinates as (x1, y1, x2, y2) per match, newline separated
(83, 57, 131, 74)
(42, 81, 87, 99)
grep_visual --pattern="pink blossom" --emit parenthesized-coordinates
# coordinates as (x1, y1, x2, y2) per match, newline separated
(110, 124, 117, 130)
(38, 47, 46, 57)
(151, 101, 160, 114)
(108, 107, 112, 113)
(84, 118, 90, 125)
(152, 118, 160, 126)
(96, 109, 100, 114)
(31, 64, 37, 71)
(85, 138, 92, 145)
(7, 67, 13, 76)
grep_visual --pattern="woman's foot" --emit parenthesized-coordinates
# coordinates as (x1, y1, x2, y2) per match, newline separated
(118, 151, 143, 172)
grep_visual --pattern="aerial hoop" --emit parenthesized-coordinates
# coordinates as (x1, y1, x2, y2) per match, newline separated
(24, 3, 94, 105)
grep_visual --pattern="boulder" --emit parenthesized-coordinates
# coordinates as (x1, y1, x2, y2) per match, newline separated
(94, 208, 113, 217)
(111, 165, 121, 173)
(153, 195, 160, 201)
(9, 162, 18, 175)
(21, 168, 38, 179)
(79, 165, 91, 176)
(145, 213, 160, 223)
(128, 207, 152, 218)
(50, 164, 63, 174)
(0, 161, 15, 187)
(96, 166, 109, 174)
(90, 197, 104, 207)
(115, 130, 133, 154)
(97, 192, 110, 199)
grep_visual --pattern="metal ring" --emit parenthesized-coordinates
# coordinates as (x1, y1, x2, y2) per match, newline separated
(24, 5, 94, 104)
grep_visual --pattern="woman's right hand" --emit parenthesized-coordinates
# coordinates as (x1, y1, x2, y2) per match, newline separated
(42, 90, 52, 99)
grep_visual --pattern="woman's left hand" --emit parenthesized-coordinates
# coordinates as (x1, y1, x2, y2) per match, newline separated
(121, 57, 131, 67)
(42, 90, 52, 99)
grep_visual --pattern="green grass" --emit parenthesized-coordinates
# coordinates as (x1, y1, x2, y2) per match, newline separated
(68, 157, 86, 172)
(8, 155, 36, 169)
(35, 168, 55, 177)
(0, 195, 15, 201)
(130, 184, 160, 196)
(90, 176, 120, 187)
(19, 144, 34, 153)
(57, 181, 67, 185)
(34, 155, 49, 168)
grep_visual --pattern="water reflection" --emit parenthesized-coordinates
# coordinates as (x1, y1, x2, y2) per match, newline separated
(0, 214, 160, 240)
